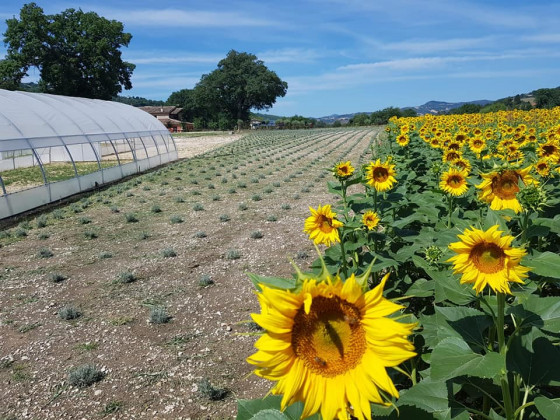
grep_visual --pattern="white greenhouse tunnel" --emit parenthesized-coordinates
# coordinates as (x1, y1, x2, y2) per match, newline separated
(0, 89, 178, 219)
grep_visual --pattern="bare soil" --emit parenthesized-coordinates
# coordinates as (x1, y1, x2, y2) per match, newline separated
(0, 128, 381, 419)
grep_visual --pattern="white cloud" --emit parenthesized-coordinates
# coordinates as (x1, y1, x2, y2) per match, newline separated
(316, 0, 541, 28)
(125, 54, 222, 65)
(130, 75, 200, 89)
(257, 48, 327, 64)
(104, 8, 277, 28)
(380, 37, 494, 54)
(523, 33, 560, 43)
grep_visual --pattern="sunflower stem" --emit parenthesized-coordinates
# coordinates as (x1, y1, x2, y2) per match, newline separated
(373, 189, 378, 214)
(482, 394, 490, 416)
(339, 233, 348, 277)
(496, 293, 506, 352)
(496, 292, 514, 420)
(501, 376, 515, 420)
(519, 211, 529, 245)
(518, 385, 534, 420)
(487, 326, 496, 352)
(512, 373, 521, 417)
(341, 180, 350, 222)
(410, 357, 418, 385)
(447, 194, 454, 228)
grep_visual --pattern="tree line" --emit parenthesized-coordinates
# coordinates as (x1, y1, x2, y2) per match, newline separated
(446, 87, 560, 115)
(346, 107, 418, 126)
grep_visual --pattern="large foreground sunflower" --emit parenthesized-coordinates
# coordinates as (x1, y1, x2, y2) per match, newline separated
(476, 166, 536, 213)
(440, 167, 469, 196)
(365, 158, 397, 192)
(248, 273, 416, 420)
(304, 205, 344, 246)
(447, 225, 529, 295)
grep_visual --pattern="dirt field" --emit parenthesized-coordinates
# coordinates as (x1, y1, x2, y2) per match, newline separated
(173, 132, 244, 159)
(0, 127, 381, 419)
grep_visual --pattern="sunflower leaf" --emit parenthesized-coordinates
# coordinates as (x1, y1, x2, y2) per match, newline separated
(534, 397, 560, 419)
(421, 306, 492, 350)
(236, 397, 320, 420)
(406, 278, 435, 298)
(509, 294, 560, 333)
(525, 251, 560, 280)
(506, 326, 560, 386)
(247, 409, 290, 420)
(396, 377, 465, 419)
(247, 273, 296, 292)
(430, 337, 502, 381)
(431, 268, 476, 306)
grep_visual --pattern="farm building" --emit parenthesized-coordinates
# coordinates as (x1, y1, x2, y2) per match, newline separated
(139, 105, 193, 132)
(0, 89, 178, 219)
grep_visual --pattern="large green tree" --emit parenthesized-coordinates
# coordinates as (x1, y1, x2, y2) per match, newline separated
(192, 50, 288, 128)
(1, 2, 135, 99)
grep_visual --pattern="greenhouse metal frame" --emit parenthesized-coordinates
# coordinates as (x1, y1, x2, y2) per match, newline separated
(0, 89, 178, 219)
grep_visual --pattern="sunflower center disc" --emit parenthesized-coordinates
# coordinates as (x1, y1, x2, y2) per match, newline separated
(373, 167, 388, 182)
(292, 296, 366, 377)
(448, 175, 463, 187)
(542, 145, 555, 156)
(470, 242, 506, 273)
(446, 152, 460, 161)
(316, 215, 334, 232)
(493, 171, 520, 199)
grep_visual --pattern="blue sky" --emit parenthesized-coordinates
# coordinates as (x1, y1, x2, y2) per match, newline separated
(1, 0, 560, 117)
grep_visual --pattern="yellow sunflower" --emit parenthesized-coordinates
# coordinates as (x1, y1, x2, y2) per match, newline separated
(447, 225, 529, 295)
(429, 137, 442, 149)
(440, 168, 469, 196)
(248, 273, 416, 420)
(304, 205, 344, 246)
(442, 149, 462, 163)
(453, 157, 472, 174)
(333, 161, 355, 179)
(537, 141, 560, 163)
(362, 210, 380, 230)
(476, 166, 537, 213)
(365, 159, 397, 192)
(469, 136, 486, 155)
(535, 158, 553, 177)
(396, 134, 410, 147)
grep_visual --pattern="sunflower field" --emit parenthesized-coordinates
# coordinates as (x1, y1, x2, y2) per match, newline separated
(241, 108, 560, 419)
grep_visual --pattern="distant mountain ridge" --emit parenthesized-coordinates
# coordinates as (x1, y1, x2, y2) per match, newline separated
(315, 99, 493, 123)
(413, 100, 492, 115)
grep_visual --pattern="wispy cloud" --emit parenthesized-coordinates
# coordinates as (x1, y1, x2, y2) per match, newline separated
(131, 75, 200, 89)
(103, 8, 277, 28)
(380, 37, 495, 54)
(338, 54, 512, 72)
(258, 48, 327, 64)
(125, 54, 223, 65)
(316, 0, 543, 28)
(522, 33, 560, 43)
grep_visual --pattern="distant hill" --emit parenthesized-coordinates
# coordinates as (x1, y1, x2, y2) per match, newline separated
(315, 114, 355, 124)
(413, 100, 493, 115)
(250, 112, 285, 121)
(113, 95, 164, 107)
(312, 100, 493, 123)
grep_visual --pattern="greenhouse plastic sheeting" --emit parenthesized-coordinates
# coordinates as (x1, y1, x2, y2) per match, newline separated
(0, 89, 178, 219)
(0, 89, 167, 150)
